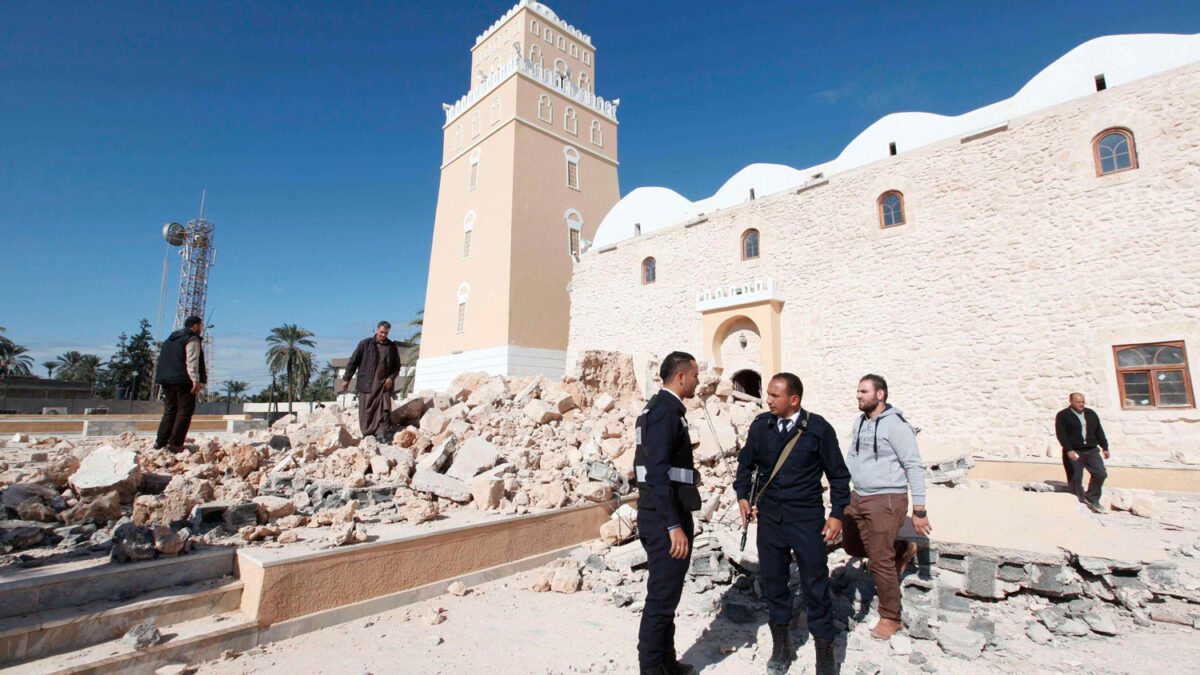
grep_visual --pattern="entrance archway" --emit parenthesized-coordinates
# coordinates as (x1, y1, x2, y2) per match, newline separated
(731, 369, 762, 398)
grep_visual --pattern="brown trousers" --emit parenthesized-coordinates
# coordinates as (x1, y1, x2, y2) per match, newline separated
(841, 491, 909, 621)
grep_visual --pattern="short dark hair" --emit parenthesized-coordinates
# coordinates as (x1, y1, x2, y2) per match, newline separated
(660, 351, 696, 384)
(771, 373, 803, 400)
(861, 374, 888, 400)
(377, 321, 391, 329)
(184, 316, 203, 329)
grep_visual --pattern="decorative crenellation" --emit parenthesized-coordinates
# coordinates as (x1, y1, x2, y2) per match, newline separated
(443, 55, 619, 126)
(695, 278, 780, 312)
(475, 1, 592, 49)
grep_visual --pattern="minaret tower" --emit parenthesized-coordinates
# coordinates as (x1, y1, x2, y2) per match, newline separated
(415, 1, 620, 391)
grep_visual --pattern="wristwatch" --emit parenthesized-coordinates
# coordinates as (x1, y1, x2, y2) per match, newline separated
(912, 509, 927, 518)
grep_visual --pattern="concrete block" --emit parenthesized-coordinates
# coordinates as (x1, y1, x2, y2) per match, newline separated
(227, 419, 268, 433)
(1028, 563, 1083, 597)
(937, 553, 967, 573)
(82, 420, 139, 437)
(963, 557, 1005, 599)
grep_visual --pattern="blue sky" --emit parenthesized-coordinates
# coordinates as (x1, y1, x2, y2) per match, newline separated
(2, 1, 1197, 390)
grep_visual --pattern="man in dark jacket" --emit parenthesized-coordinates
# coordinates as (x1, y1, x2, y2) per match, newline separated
(1055, 392, 1109, 512)
(735, 373, 849, 675)
(635, 351, 700, 675)
(153, 315, 206, 451)
(341, 321, 401, 442)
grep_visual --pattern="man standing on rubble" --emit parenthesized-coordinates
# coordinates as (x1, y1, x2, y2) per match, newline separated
(1055, 392, 1109, 513)
(153, 315, 206, 452)
(735, 373, 848, 675)
(634, 351, 701, 675)
(341, 321, 401, 443)
(842, 374, 930, 641)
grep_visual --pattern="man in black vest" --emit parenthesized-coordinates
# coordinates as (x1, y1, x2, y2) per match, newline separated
(735, 373, 849, 675)
(635, 351, 701, 675)
(1054, 392, 1109, 512)
(153, 315, 206, 451)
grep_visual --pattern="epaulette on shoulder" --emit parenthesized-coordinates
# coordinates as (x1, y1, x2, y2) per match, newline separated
(753, 411, 774, 422)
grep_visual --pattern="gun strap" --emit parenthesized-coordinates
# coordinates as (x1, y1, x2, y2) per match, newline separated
(754, 426, 803, 503)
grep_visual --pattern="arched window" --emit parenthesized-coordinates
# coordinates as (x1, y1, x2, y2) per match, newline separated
(538, 95, 553, 123)
(471, 110, 481, 138)
(553, 59, 568, 86)
(456, 283, 470, 334)
(468, 148, 481, 191)
(489, 95, 501, 124)
(557, 36, 566, 51)
(544, 28, 553, 44)
(570, 44, 579, 58)
(642, 257, 656, 285)
(453, 124, 462, 150)
(1114, 341, 1194, 408)
(590, 120, 603, 147)
(741, 229, 760, 260)
(1093, 128, 1138, 176)
(491, 55, 500, 72)
(529, 44, 543, 66)
(564, 145, 580, 190)
(530, 19, 540, 36)
(565, 209, 583, 258)
(878, 191, 905, 228)
(564, 107, 578, 135)
(583, 51, 591, 65)
(462, 211, 476, 259)
(579, 72, 590, 92)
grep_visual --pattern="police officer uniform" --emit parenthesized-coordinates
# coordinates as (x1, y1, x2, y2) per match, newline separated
(635, 388, 701, 674)
(734, 408, 850, 674)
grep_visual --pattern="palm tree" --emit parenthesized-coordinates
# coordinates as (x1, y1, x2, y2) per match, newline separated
(222, 379, 250, 414)
(265, 324, 316, 414)
(53, 351, 85, 380)
(43, 361, 56, 378)
(399, 310, 423, 397)
(74, 354, 105, 384)
(0, 342, 34, 377)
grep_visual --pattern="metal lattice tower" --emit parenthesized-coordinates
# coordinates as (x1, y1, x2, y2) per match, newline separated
(173, 216, 215, 331)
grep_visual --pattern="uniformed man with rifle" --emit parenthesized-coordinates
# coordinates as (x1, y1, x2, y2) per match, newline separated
(734, 373, 850, 675)
(634, 351, 702, 675)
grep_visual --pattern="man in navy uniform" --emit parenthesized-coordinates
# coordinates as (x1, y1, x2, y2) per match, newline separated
(735, 373, 850, 675)
(635, 351, 701, 675)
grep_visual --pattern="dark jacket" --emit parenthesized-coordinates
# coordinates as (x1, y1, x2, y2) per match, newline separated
(1055, 407, 1109, 452)
(343, 337, 401, 394)
(634, 391, 698, 529)
(154, 329, 205, 385)
(734, 409, 851, 521)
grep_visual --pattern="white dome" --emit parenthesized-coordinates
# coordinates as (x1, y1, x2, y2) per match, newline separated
(592, 33, 1200, 249)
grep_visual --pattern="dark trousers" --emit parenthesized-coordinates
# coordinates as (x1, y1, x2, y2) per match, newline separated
(840, 491, 909, 622)
(637, 508, 693, 667)
(1069, 448, 1107, 503)
(1061, 450, 1074, 490)
(757, 511, 837, 639)
(156, 383, 196, 449)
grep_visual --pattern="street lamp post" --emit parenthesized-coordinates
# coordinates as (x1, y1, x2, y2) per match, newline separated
(129, 370, 139, 414)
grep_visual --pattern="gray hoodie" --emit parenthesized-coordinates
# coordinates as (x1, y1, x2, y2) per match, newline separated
(846, 405, 926, 503)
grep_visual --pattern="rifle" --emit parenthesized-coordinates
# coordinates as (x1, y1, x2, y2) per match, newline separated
(740, 471, 758, 551)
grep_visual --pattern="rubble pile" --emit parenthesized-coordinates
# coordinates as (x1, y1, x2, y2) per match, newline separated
(529, 502, 1200, 668)
(0, 352, 765, 564)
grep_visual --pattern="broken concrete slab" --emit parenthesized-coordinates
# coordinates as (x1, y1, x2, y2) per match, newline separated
(410, 470, 472, 503)
(69, 444, 142, 500)
(445, 437, 500, 482)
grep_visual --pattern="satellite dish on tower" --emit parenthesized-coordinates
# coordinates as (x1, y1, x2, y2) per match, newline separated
(163, 222, 186, 246)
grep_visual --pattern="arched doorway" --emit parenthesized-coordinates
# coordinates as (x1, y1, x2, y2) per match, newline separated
(731, 369, 762, 398)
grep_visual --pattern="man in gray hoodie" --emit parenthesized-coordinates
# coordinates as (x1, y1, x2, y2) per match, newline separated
(842, 374, 931, 640)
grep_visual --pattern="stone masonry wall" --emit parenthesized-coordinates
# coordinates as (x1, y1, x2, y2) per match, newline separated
(568, 62, 1200, 459)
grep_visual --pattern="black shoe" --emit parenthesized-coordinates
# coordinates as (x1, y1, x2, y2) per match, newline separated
(814, 637, 837, 675)
(767, 622, 792, 675)
(152, 442, 166, 450)
(664, 660, 697, 675)
(640, 665, 669, 675)
(1085, 499, 1105, 514)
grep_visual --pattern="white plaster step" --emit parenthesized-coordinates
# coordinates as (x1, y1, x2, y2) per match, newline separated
(0, 577, 243, 668)
(0, 546, 236, 618)
(2, 609, 259, 675)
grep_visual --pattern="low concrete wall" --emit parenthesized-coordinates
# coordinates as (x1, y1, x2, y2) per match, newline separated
(238, 498, 630, 626)
(81, 420, 139, 438)
(971, 459, 1200, 493)
(0, 398, 244, 416)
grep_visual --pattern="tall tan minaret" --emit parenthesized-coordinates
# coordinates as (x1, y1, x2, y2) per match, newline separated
(414, 1, 620, 391)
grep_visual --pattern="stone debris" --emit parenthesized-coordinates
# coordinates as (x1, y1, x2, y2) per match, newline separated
(70, 445, 142, 500)
(122, 622, 162, 649)
(447, 581, 469, 596)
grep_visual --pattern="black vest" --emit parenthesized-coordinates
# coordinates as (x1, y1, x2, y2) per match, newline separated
(155, 329, 206, 385)
(634, 392, 701, 511)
